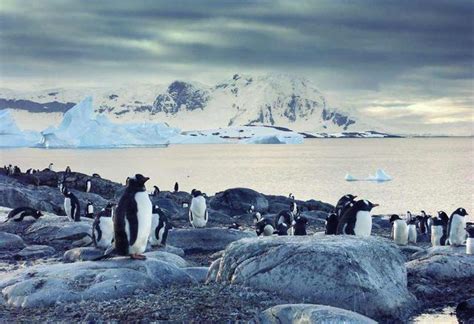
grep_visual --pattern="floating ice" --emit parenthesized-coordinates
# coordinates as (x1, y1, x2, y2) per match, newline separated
(0, 110, 41, 147)
(345, 169, 392, 182)
(242, 134, 304, 144)
(345, 173, 357, 181)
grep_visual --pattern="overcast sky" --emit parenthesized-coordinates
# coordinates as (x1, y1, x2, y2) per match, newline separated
(0, 0, 472, 134)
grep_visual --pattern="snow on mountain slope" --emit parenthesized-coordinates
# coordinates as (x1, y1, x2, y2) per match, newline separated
(0, 74, 386, 134)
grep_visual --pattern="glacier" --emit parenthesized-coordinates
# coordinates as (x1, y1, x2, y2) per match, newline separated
(0, 109, 41, 147)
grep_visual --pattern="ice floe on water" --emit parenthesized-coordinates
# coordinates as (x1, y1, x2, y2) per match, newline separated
(345, 169, 392, 182)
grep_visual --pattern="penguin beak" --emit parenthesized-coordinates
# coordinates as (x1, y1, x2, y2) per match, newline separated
(144, 177, 150, 182)
(372, 203, 379, 207)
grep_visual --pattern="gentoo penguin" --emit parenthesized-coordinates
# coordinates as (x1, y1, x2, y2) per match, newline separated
(63, 188, 81, 222)
(92, 206, 115, 249)
(293, 215, 308, 236)
(416, 215, 428, 235)
(325, 213, 339, 235)
(58, 179, 64, 193)
(26, 168, 32, 175)
(174, 182, 179, 192)
(85, 179, 91, 193)
(65, 166, 71, 173)
(275, 210, 293, 236)
(48, 163, 54, 171)
(336, 200, 379, 236)
(407, 217, 418, 244)
(153, 186, 160, 196)
(228, 222, 242, 230)
(446, 207, 469, 246)
(149, 205, 170, 246)
(390, 214, 409, 245)
(5, 207, 43, 222)
(465, 223, 474, 255)
(92, 173, 101, 178)
(112, 174, 152, 260)
(431, 217, 446, 246)
(98, 202, 116, 218)
(189, 189, 208, 228)
(248, 205, 255, 214)
(13, 166, 21, 175)
(85, 201, 94, 218)
(288, 193, 295, 200)
(335, 194, 357, 220)
(421, 211, 432, 233)
(254, 212, 275, 236)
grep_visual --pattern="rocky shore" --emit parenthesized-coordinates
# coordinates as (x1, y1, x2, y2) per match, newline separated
(0, 169, 472, 322)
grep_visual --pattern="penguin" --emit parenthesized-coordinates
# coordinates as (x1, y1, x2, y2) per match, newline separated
(421, 211, 432, 234)
(335, 194, 357, 220)
(92, 206, 115, 249)
(248, 205, 255, 214)
(98, 202, 116, 218)
(63, 188, 81, 222)
(431, 217, 446, 246)
(149, 205, 170, 247)
(92, 173, 101, 178)
(407, 217, 418, 244)
(189, 189, 208, 228)
(293, 215, 308, 236)
(86, 178, 92, 193)
(325, 212, 339, 235)
(275, 210, 293, 236)
(336, 200, 378, 236)
(415, 215, 428, 235)
(174, 182, 179, 193)
(446, 207, 469, 246)
(65, 166, 71, 173)
(111, 174, 152, 260)
(48, 163, 54, 171)
(153, 186, 160, 196)
(13, 166, 21, 175)
(58, 179, 64, 193)
(254, 212, 275, 236)
(390, 214, 409, 245)
(228, 222, 242, 230)
(26, 168, 32, 175)
(85, 201, 94, 218)
(5, 207, 43, 222)
(465, 222, 474, 255)
(288, 193, 295, 200)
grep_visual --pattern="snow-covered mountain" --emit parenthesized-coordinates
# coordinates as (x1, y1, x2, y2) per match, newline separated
(0, 74, 382, 133)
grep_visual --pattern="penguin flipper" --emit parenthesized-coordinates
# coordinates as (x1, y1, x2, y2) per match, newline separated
(92, 248, 116, 261)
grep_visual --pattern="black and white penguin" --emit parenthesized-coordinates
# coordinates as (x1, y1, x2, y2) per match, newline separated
(415, 215, 428, 235)
(5, 207, 43, 222)
(254, 212, 275, 236)
(85, 201, 94, 218)
(92, 173, 101, 178)
(48, 163, 54, 171)
(293, 215, 308, 236)
(421, 210, 432, 234)
(335, 194, 357, 220)
(228, 222, 242, 230)
(288, 193, 295, 200)
(153, 186, 160, 196)
(336, 200, 378, 236)
(325, 213, 339, 235)
(149, 205, 170, 246)
(86, 179, 92, 193)
(407, 217, 418, 244)
(248, 205, 255, 214)
(189, 189, 208, 228)
(26, 168, 32, 175)
(92, 206, 115, 249)
(174, 182, 179, 192)
(446, 208, 469, 246)
(58, 179, 64, 193)
(275, 210, 293, 236)
(390, 214, 408, 245)
(13, 166, 21, 175)
(63, 188, 80, 222)
(431, 216, 447, 246)
(112, 174, 152, 260)
(65, 166, 71, 173)
(465, 222, 474, 255)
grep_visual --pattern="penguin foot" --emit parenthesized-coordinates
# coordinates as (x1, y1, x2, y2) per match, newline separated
(130, 254, 147, 260)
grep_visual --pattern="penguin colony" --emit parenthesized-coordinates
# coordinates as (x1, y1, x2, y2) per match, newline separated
(2, 163, 471, 259)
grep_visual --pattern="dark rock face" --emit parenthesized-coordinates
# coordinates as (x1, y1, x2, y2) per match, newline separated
(0, 99, 75, 113)
(456, 298, 474, 323)
(210, 188, 269, 216)
(153, 81, 210, 114)
(322, 108, 356, 130)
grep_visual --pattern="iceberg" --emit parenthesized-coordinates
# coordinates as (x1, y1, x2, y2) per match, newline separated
(345, 173, 357, 181)
(242, 134, 304, 144)
(368, 169, 392, 182)
(0, 110, 41, 147)
(38, 97, 180, 148)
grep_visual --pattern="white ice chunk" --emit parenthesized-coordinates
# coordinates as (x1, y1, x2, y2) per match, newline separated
(0, 109, 41, 147)
(368, 169, 392, 182)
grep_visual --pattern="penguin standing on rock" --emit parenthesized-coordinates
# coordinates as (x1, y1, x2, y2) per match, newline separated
(407, 217, 417, 244)
(446, 208, 469, 246)
(325, 213, 339, 235)
(5, 207, 43, 222)
(48, 163, 54, 171)
(63, 188, 81, 222)
(335, 194, 357, 220)
(465, 223, 474, 255)
(86, 179, 92, 193)
(337, 200, 378, 236)
(174, 182, 179, 193)
(275, 210, 293, 235)
(149, 205, 170, 246)
(293, 215, 308, 235)
(98, 202, 116, 218)
(254, 212, 275, 236)
(65, 166, 71, 173)
(153, 186, 160, 196)
(431, 217, 446, 246)
(390, 214, 408, 245)
(92, 205, 115, 249)
(421, 211, 432, 234)
(189, 189, 208, 228)
(85, 201, 94, 218)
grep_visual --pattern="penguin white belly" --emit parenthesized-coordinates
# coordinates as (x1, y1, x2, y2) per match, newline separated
(158, 226, 166, 244)
(449, 215, 466, 246)
(190, 196, 208, 228)
(263, 224, 274, 236)
(408, 224, 417, 243)
(129, 191, 152, 254)
(149, 213, 160, 245)
(467, 238, 474, 255)
(431, 226, 443, 246)
(64, 198, 72, 221)
(86, 181, 91, 193)
(354, 211, 372, 237)
(97, 217, 114, 249)
(393, 220, 408, 245)
(87, 205, 94, 214)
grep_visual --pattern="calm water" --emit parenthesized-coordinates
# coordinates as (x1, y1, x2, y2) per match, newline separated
(0, 138, 473, 217)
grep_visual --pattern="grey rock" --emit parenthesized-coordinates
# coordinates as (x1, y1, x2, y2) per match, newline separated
(144, 251, 188, 268)
(167, 228, 256, 253)
(63, 247, 104, 262)
(398, 245, 426, 261)
(255, 304, 377, 324)
(150, 245, 185, 257)
(0, 232, 26, 251)
(210, 188, 269, 216)
(0, 257, 196, 308)
(25, 215, 93, 245)
(15, 245, 56, 259)
(183, 267, 209, 283)
(217, 235, 417, 321)
(410, 245, 465, 260)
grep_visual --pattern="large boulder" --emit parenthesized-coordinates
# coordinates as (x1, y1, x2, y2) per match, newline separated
(255, 304, 376, 324)
(167, 228, 257, 253)
(0, 232, 26, 251)
(14, 245, 56, 260)
(63, 247, 104, 262)
(144, 251, 188, 268)
(217, 236, 417, 321)
(210, 188, 269, 216)
(0, 257, 196, 308)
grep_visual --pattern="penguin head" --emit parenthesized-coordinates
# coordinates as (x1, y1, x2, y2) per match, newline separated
(358, 200, 379, 211)
(454, 207, 469, 217)
(389, 214, 401, 223)
(36, 210, 43, 217)
(253, 212, 262, 223)
(346, 194, 357, 201)
(128, 174, 150, 190)
(192, 190, 202, 198)
(420, 210, 427, 216)
(465, 223, 474, 237)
